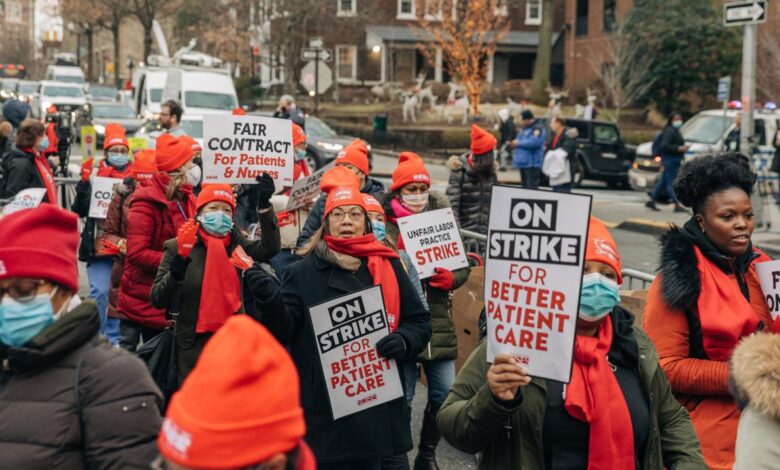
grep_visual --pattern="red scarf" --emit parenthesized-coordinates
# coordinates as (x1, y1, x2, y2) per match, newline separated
(694, 245, 768, 360)
(196, 229, 242, 333)
(324, 234, 401, 331)
(552, 131, 562, 149)
(565, 316, 635, 470)
(293, 160, 311, 181)
(25, 149, 57, 204)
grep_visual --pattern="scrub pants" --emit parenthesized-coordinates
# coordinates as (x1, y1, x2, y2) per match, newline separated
(87, 257, 120, 345)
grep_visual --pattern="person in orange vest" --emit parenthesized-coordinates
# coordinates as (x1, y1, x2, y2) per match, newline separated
(71, 123, 134, 344)
(42, 105, 59, 159)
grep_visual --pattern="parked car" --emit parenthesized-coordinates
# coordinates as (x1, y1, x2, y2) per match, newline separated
(44, 65, 85, 84)
(14, 80, 40, 104)
(629, 108, 780, 191)
(304, 115, 372, 170)
(81, 102, 143, 147)
(31, 81, 87, 119)
(0, 78, 19, 102)
(85, 84, 118, 102)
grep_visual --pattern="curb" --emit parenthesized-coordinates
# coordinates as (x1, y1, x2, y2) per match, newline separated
(615, 218, 674, 237)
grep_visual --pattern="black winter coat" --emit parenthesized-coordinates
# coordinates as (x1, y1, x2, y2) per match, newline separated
(445, 154, 496, 235)
(0, 301, 163, 469)
(254, 247, 431, 463)
(0, 148, 46, 200)
(659, 125, 686, 159)
(499, 117, 516, 145)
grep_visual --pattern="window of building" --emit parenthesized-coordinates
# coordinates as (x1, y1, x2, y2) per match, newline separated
(575, 0, 589, 36)
(398, 0, 414, 19)
(6, 0, 23, 23)
(337, 0, 356, 17)
(336, 45, 357, 82)
(603, 0, 617, 33)
(525, 0, 542, 25)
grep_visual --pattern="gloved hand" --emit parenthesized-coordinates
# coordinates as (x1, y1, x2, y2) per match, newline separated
(429, 268, 455, 291)
(177, 219, 199, 258)
(255, 173, 276, 209)
(169, 254, 190, 282)
(245, 263, 281, 302)
(376, 333, 407, 360)
(75, 179, 91, 197)
(80, 160, 93, 181)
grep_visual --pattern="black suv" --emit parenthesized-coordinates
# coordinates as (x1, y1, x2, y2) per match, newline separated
(538, 118, 636, 188)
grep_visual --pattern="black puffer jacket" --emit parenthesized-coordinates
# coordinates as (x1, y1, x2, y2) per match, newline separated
(445, 154, 496, 235)
(0, 147, 46, 200)
(0, 300, 163, 469)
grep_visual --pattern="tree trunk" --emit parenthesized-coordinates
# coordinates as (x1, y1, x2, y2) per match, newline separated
(143, 24, 153, 63)
(86, 29, 95, 83)
(470, 92, 480, 118)
(112, 22, 121, 86)
(530, 0, 554, 105)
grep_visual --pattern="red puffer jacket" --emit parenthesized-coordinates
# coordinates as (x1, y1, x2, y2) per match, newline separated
(117, 173, 195, 329)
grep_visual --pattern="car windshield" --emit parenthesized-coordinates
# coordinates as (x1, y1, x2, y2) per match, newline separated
(184, 91, 237, 110)
(92, 104, 135, 119)
(680, 115, 730, 145)
(305, 116, 337, 138)
(149, 88, 162, 103)
(180, 120, 203, 138)
(17, 82, 38, 93)
(54, 75, 84, 84)
(90, 87, 116, 98)
(1, 81, 18, 91)
(43, 86, 84, 97)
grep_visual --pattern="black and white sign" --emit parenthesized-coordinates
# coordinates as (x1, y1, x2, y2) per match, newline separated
(285, 161, 335, 211)
(301, 48, 333, 63)
(89, 177, 122, 219)
(724, 1, 766, 26)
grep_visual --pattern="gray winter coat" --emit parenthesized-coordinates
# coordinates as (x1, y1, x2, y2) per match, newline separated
(445, 154, 496, 236)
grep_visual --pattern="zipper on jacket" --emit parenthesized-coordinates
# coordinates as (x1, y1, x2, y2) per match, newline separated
(504, 417, 512, 440)
(122, 400, 150, 413)
(427, 342, 432, 358)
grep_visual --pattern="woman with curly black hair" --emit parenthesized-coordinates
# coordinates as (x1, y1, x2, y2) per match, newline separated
(643, 152, 775, 470)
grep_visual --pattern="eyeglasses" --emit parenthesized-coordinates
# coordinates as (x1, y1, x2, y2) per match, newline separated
(329, 209, 365, 221)
(159, 112, 171, 117)
(0, 280, 46, 303)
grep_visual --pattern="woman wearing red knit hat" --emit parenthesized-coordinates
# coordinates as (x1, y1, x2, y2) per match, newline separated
(0, 205, 163, 468)
(150, 183, 280, 384)
(246, 181, 431, 469)
(118, 133, 201, 350)
(382, 151, 471, 469)
(71, 122, 134, 345)
(438, 217, 706, 470)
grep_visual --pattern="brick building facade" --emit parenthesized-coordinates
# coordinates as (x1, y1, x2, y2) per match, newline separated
(0, 0, 35, 67)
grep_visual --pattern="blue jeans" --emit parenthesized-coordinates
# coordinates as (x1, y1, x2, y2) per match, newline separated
(651, 156, 682, 203)
(520, 168, 541, 189)
(552, 183, 572, 193)
(402, 359, 456, 407)
(87, 257, 120, 345)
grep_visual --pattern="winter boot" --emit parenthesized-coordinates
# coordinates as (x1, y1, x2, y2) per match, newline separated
(413, 402, 442, 470)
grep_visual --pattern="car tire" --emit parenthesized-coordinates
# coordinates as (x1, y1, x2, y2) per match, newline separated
(306, 151, 321, 171)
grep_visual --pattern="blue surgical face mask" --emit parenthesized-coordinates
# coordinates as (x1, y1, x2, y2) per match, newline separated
(0, 291, 57, 347)
(295, 148, 307, 161)
(672, 120, 683, 129)
(578, 273, 621, 321)
(107, 151, 129, 168)
(373, 220, 386, 241)
(198, 210, 233, 237)
(38, 136, 49, 152)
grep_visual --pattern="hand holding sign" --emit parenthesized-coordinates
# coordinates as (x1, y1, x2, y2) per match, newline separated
(487, 354, 531, 401)
(177, 219, 199, 258)
(398, 208, 469, 279)
(429, 268, 455, 291)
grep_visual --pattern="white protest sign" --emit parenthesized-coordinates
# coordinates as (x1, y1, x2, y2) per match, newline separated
(398, 208, 469, 279)
(2, 188, 47, 214)
(88, 177, 122, 219)
(202, 114, 294, 189)
(756, 259, 780, 321)
(286, 161, 335, 211)
(484, 185, 592, 383)
(308, 285, 404, 420)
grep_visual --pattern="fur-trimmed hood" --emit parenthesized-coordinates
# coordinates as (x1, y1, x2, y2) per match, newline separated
(446, 153, 499, 173)
(730, 333, 780, 419)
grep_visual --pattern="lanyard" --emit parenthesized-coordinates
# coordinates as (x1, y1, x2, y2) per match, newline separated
(175, 201, 188, 220)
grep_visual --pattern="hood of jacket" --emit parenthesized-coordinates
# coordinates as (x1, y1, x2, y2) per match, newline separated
(131, 172, 171, 206)
(1, 300, 100, 375)
(447, 153, 499, 175)
(362, 176, 386, 196)
(730, 333, 780, 419)
(658, 219, 758, 310)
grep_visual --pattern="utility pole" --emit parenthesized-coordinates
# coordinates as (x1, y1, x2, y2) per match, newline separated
(314, 48, 320, 116)
(740, 23, 757, 156)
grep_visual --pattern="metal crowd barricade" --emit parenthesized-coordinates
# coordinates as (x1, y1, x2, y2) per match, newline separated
(55, 176, 79, 211)
(621, 268, 656, 290)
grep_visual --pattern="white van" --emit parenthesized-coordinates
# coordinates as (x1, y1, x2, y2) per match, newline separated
(162, 67, 238, 116)
(131, 68, 168, 119)
(44, 65, 85, 85)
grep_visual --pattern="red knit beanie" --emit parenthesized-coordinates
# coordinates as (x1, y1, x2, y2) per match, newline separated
(324, 186, 365, 219)
(335, 141, 370, 176)
(159, 316, 306, 469)
(292, 123, 306, 147)
(155, 134, 194, 172)
(196, 184, 236, 211)
(391, 152, 430, 191)
(103, 123, 129, 150)
(0, 205, 79, 292)
(362, 194, 384, 215)
(585, 216, 623, 285)
(180, 135, 202, 153)
(132, 149, 158, 180)
(320, 165, 361, 194)
(471, 124, 497, 155)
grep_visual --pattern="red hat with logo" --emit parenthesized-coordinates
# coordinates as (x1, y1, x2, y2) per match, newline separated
(362, 194, 384, 215)
(232, 107, 246, 116)
(196, 184, 236, 211)
(391, 152, 430, 191)
(292, 123, 306, 147)
(159, 316, 306, 469)
(320, 165, 361, 194)
(324, 185, 366, 219)
(132, 149, 157, 180)
(0, 205, 79, 292)
(155, 134, 194, 172)
(585, 216, 623, 285)
(180, 135, 202, 153)
(103, 123, 129, 150)
(471, 124, 497, 155)
(335, 140, 370, 176)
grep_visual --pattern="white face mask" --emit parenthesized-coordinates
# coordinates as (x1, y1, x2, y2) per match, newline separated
(401, 193, 429, 213)
(186, 165, 202, 186)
